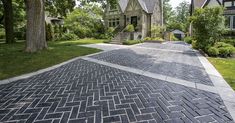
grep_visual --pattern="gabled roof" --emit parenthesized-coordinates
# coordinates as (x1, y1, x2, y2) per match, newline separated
(193, 0, 222, 8)
(118, 0, 159, 13)
(119, 0, 128, 12)
(193, 0, 206, 8)
(138, 0, 158, 13)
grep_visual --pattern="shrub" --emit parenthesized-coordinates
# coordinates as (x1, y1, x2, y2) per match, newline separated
(151, 25, 165, 38)
(218, 47, 234, 57)
(213, 42, 235, 57)
(144, 37, 152, 41)
(192, 40, 199, 49)
(104, 27, 115, 39)
(171, 35, 179, 41)
(152, 37, 164, 41)
(123, 40, 143, 45)
(125, 24, 135, 32)
(103, 40, 111, 43)
(220, 39, 235, 47)
(14, 31, 26, 40)
(0, 28, 5, 39)
(214, 42, 233, 48)
(207, 47, 219, 57)
(184, 36, 193, 44)
(57, 33, 79, 41)
(46, 23, 54, 41)
(190, 7, 225, 50)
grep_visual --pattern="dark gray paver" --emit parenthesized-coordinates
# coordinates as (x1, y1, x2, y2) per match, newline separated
(0, 59, 233, 123)
(90, 44, 213, 86)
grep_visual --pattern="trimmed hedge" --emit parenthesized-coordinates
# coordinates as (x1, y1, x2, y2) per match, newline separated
(207, 42, 235, 57)
(123, 40, 143, 45)
(207, 47, 219, 57)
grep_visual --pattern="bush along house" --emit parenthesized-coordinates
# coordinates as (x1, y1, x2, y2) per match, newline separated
(104, 0, 163, 44)
(191, 0, 235, 36)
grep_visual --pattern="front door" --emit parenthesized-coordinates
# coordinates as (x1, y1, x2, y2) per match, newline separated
(131, 16, 137, 27)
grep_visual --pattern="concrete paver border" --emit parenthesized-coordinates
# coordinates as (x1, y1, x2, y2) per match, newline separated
(196, 52, 235, 120)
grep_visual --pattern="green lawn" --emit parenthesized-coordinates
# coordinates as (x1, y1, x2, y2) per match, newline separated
(208, 58, 235, 90)
(0, 39, 105, 80)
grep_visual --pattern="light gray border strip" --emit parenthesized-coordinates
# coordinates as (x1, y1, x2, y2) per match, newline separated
(0, 50, 107, 85)
(82, 57, 218, 93)
(0, 44, 129, 85)
(196, 53, 235, 120)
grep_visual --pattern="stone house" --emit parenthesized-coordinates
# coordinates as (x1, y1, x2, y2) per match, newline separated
(104, 0, 163, 43)
(191, 0, 235, 31)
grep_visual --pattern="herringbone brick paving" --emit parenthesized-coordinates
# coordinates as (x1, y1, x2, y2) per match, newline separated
(90, 45, 213, 86)
(0, 59, 233, 123)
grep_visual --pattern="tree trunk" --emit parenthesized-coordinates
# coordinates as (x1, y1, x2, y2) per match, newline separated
(25, 0, 47, 53)
(2, 0, 14, 43)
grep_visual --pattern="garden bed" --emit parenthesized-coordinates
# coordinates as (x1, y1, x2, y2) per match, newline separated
(144, 40, 165, 43)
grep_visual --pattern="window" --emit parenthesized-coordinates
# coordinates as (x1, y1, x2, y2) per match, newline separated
(108, 18, 120, 27)
(233, 16, 235, 29)
(225, 1, 233, 7)
(224, 15, 235, 30)
(225, 16, 231, 28)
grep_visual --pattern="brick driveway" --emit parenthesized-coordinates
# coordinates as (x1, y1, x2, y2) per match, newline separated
(0, 42, 234, 123)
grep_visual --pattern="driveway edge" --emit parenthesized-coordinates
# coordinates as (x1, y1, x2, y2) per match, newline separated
(0, 51, 107, 85)
(196, 52, 235, 120)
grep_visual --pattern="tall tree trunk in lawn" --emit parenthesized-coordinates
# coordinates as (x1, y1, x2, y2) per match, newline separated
(25, 0, 47, 52)
(2, 0, 15, 43)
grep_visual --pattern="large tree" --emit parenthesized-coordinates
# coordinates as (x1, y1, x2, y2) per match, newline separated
(25, 0, 47, 52)
(45, 0, 76, 17)
(163, 0, 174, 24)
(1, 0, 14, 43)
(175, 1, 190, 25)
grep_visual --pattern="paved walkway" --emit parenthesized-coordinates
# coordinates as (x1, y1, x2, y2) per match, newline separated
(0, 42, 235, 123)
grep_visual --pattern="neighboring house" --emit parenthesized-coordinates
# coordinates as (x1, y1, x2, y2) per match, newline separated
(104, 0, 163, 42)
(191, 0, 235, 30)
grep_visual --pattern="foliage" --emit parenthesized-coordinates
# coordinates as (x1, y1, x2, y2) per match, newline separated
(64, 6, 104, 39)
(104, 27, 115, 39)
(220, 38, 235, 47)
(0, 40, 102, 80)
(166, 22, 184, 31)
(151, 25, 165, 38)
(123, 40, 143, 45)
(151, 37, 164, 41)
(45, 0, 76, 17)
(213, 42, 235, 57)
(192, 40, 198, 49)
(171, 35, 179, 41)
(144, 37, 152, 41)
(0, 28, 5, 39)
(184, 36, 193, 44)
(57, 33, 79, 41)
(103, 40, 111, 43)
(125, 24, 135, 32)
(144, 37, 164, 41)
(208, 58, 235, 90)
(190, 7, 225, 51)
(46, 23, 54, 41)
(207, 47, 219, 57)
(175, 1, 190, 23)
(163, 0, 174, 24)
(165, 1, 190, 32)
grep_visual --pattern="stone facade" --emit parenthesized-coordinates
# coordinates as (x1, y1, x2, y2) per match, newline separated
(105, 0, 163, 39)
